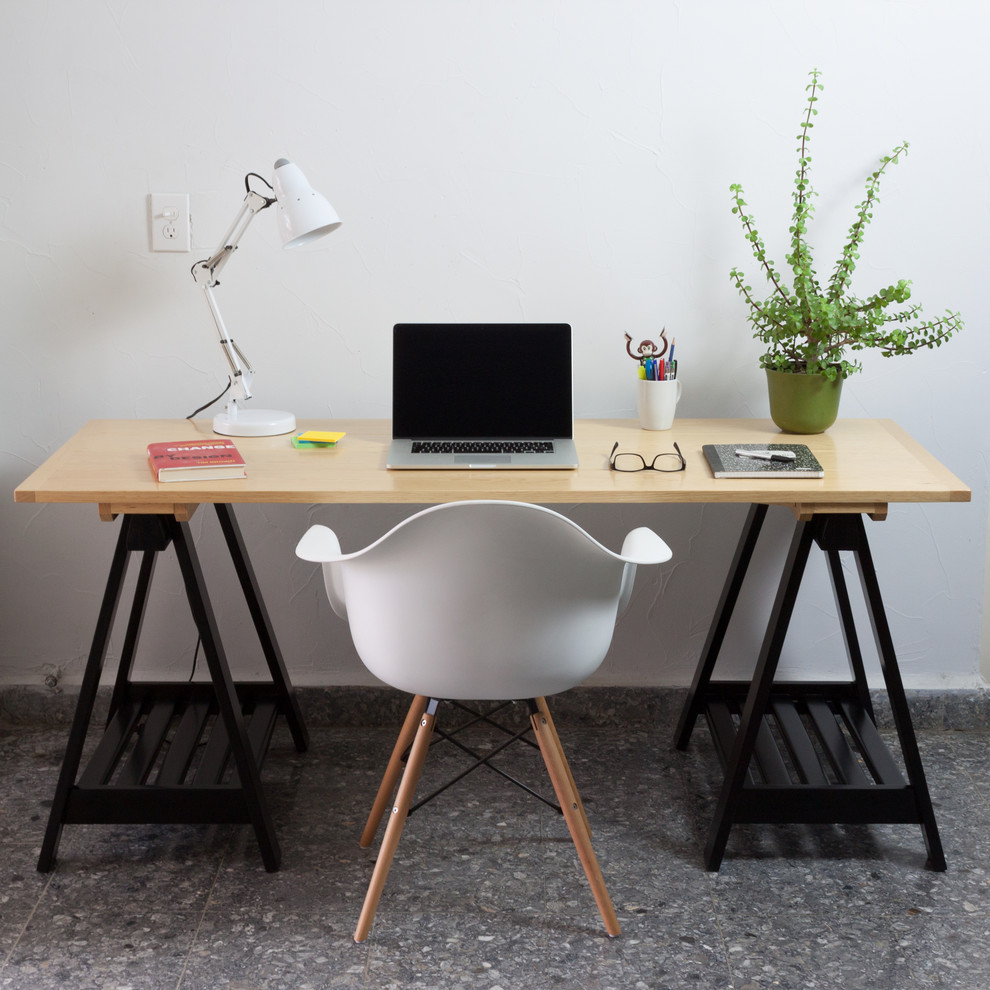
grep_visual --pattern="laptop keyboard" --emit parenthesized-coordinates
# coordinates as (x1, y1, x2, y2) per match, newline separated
(411, 441, 555, 454)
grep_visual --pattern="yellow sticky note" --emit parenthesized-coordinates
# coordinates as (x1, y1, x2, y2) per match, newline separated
(296, 431, 346, 444)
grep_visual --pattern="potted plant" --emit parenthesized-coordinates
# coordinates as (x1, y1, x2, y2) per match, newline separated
(729, 69, 964, 433)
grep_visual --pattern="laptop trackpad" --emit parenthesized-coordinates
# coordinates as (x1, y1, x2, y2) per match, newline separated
(455, 454, 511, 465)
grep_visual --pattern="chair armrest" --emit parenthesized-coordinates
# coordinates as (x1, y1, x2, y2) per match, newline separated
(616, 527, 672, 616)
(295, 525, 348, 619)
(620, 527, 673, 565)
(295, 524, 343, 562)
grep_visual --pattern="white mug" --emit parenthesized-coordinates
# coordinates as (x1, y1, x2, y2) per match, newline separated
(637, 377, 682, 431)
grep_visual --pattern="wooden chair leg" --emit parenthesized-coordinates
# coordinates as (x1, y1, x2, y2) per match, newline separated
(360, 694, 429, 848)
(354, 700, 437, 943)
(530, 708, 620, 937)
(535, 697, 591, 837)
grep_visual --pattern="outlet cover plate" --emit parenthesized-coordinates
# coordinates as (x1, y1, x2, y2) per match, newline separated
(150, 193, 190, 252)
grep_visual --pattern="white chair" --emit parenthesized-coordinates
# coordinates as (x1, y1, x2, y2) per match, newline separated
(296, 500, 671, 942)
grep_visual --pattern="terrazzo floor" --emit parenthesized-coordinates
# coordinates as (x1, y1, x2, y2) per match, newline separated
(1, 709, 988, 989)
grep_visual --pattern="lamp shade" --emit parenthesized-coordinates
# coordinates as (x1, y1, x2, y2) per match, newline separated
(271, 158, 342, 248)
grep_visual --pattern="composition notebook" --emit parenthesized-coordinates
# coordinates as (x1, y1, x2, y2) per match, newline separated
(386, 323, 579, 469)
(703, 443, 824, 479)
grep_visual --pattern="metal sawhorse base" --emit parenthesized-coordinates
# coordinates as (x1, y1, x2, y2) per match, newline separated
(674, 504, 945, 872)
(38, 504, 309, 874)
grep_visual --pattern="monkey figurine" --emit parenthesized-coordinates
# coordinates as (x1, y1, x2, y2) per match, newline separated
(624, 328, 668, 365)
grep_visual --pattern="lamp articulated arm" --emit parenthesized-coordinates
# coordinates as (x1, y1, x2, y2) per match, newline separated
(191, 187, 275, 410)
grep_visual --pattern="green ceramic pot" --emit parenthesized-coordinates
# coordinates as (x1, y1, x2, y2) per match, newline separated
(765, 367, 843, 434)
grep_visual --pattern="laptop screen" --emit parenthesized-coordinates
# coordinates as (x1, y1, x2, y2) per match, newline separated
(392, 324, 573, 440)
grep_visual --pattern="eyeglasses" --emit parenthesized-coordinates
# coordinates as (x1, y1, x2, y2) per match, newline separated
(609, 441, 686, 473)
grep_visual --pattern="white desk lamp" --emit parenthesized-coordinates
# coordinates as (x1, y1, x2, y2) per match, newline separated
(191, 158, 341, 436)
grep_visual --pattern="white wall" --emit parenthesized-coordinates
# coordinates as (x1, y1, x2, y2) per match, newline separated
(2, 0, 987, 691)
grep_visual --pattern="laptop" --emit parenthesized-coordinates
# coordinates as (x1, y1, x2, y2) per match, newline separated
(386, 323, 579, 469)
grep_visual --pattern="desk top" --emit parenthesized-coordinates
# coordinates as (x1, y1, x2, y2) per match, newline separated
(13, 417, 971, 520)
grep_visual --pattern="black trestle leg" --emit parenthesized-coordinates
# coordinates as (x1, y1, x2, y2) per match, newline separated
(851, 516, 945, 871)
(167, 516, 282, 872)
(39, 506, 302, 875)
(681, 507, 946, 873)
(214, 503, 308, 752)
(703, 520, 815, 871)
(674, 504, 768, 750)
(38, 518, 133, 872)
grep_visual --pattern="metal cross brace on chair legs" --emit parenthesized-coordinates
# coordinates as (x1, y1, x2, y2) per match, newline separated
(407, 700, 562, 815)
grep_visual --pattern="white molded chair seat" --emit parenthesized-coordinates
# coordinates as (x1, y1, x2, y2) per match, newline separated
(296, 500, 671, 941)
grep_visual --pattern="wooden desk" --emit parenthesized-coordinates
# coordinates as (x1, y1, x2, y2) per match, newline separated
(15, 418, 971, 872)
(16, 417, 968, 516)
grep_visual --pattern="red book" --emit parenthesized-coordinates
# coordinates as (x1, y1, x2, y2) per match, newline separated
(147, 438, 246, 482)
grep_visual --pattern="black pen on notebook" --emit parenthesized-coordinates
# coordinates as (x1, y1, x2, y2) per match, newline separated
(734, 448, 797, 462)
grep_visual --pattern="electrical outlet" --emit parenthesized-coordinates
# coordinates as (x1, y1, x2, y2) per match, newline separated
(150, 193, 191, 252)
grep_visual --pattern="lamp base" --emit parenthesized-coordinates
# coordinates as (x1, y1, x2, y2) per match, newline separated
(213, 408, 297, 437)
